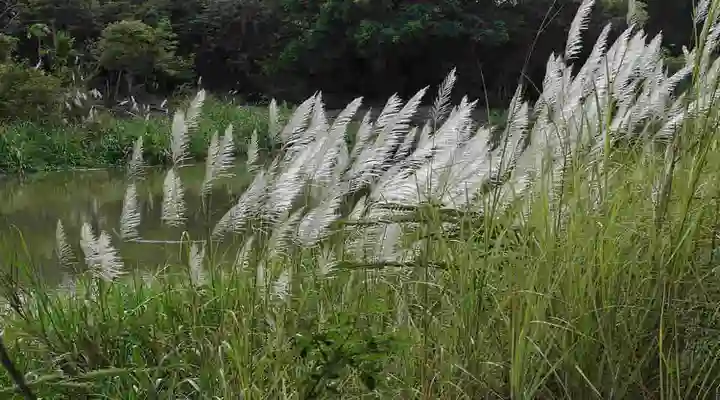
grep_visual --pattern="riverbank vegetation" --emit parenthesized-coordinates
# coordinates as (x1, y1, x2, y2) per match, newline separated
(0, 95, 280, 175)
(0, 0, 688, 175)
(3, 0, 720, 399)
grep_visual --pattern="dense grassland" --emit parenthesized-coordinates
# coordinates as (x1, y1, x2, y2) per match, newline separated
(3, 144, 720, 399)
(2, 1, 720, 400)
(0, 96, 279, 175)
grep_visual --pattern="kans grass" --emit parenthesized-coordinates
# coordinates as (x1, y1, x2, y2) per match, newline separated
(3, 0, 720, 398)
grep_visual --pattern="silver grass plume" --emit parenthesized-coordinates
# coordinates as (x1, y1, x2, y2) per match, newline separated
(127, 135, 144, 179)
(55, 220, 74, 267)
(429, 67, 457, 127)
(296, 189, 345, 246)
(202, 130, 220, 198)
(281, 94, 315, 146)
(201, 124, 236, 197)
(213, 170, 267, 237)
(310, 97, 362, 193)
(272, 269, 291, 301)
(208, 0, 717, 271)
(79, 223, 124, 281)
(161, 167, 186, 226)
(170, 110, 188, 165)
(247, 128, 259, 172)
(189, 241, 207, 287)
(565, 0, 595, 61)
(268, 208, 305, 259)
(120, 183, 141, 240)
(185, 89, 206, 133)
(95, 231, 124, 281)
(234, 235, 255, 270)
(79, 222, 97, 266)
(696, 0, 711, 24)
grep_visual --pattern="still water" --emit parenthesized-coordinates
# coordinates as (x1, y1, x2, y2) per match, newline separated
(0, 164, 251, 284)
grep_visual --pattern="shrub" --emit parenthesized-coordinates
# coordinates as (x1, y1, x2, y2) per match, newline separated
(0, 61, 63, 122)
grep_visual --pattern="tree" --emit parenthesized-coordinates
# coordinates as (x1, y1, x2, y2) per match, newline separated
(95, 18, 192, 99)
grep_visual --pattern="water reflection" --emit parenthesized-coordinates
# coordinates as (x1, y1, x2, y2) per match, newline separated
(0, 164, 250, 284)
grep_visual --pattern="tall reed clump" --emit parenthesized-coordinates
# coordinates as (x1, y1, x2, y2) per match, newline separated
(3, 0, 720, 398)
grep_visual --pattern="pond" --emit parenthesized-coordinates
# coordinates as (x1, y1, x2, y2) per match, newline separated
(0, 164, 252, 285)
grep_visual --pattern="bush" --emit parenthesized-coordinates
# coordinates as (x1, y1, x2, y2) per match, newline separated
(0, 61, 63, 122)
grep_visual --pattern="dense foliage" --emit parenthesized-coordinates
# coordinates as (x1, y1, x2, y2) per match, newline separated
(0, 0, 697, 109)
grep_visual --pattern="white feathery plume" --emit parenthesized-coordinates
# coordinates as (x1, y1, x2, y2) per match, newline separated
(296, 189, 344, 246)
(349, 110, 374, 162)
(696, 0, 711, 23)
(120, 183, 141, 240)
(566, 0, 595, 61)
(127, 135, 144, 179)
(202, 130, 220, 197)
(272, 269, 291, 301)
(213, 170, 268, 237)
(417, 121, 433, 149)
(311, 97, 362, 189)
(202, 124, 236, 198)
(189, 241, 207, 287)
(268, 208, 305, 259)
(374, 94, 404, 134)
(247, 128, 259, 172)
(348, 95, 401, 180)
(80, 223, 124, 281)
(352, 88, 427, 189)
(309, 92, 329, 132)
(200, 0, 709, 271)
(55, 220, 74, 267)
(185, 89, 206, 133)
(377, 223, 406, 263)
(626, 0, 647, 27)
(161, 167, 186, 226)
(318, 246, 336, 277)
(233, 235, 255, 270)
(281, 94, 316, 146)
(218, 125, 236, 177)
(79, 222, 98, 267)
(430, 68, 457, 127)
(94, 231, 124, 281)
(269, 145, 314, 217)
(348, 195, 368, 221)
(170, 110, 189, 165)
(395, 126, 417, 162)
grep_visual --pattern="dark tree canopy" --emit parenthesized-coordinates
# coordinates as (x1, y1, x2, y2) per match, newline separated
(0, 0, 700, 107)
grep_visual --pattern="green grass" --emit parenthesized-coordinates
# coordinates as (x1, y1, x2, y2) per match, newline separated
(0, 137, 719, 398)
(0, 96, 284, 175)
(3, 3, 720, 397)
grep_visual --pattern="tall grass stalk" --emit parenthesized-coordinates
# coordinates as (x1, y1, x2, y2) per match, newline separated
(3, 0, 720, 398)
